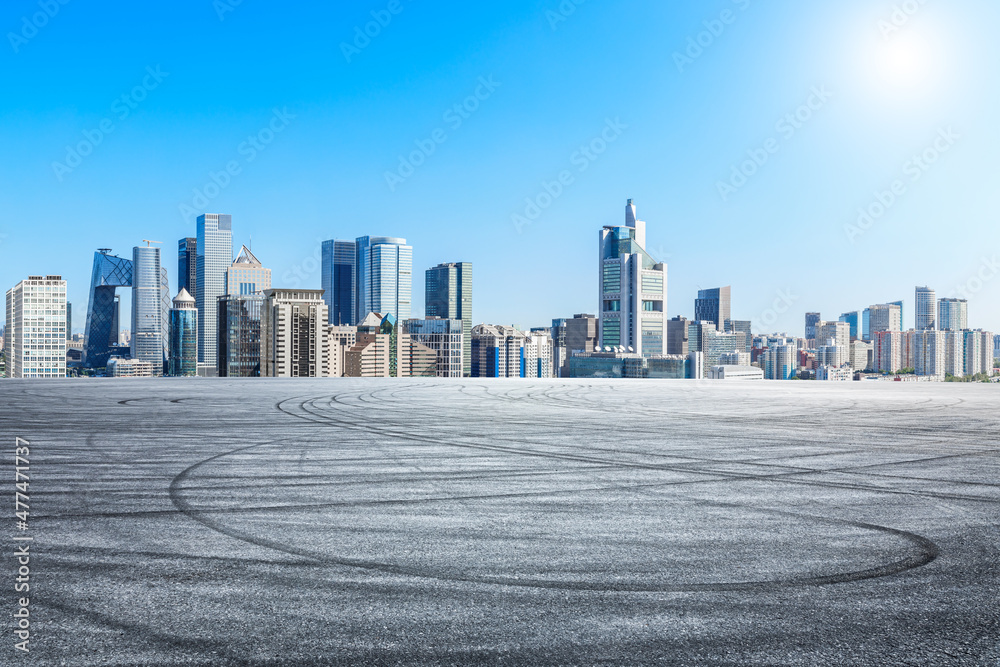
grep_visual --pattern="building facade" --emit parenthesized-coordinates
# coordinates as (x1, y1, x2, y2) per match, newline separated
(869, 303, 903, 335)
(764, 344, 797, 380)
(937, 298, 968, 332)
(355, 236, 412, 324)
(196, 214, 233, 365)
(225, 245, 270, 296)
(5, 275, 67, 378)
(599, 200, 667, 356)
(805, 313, 821, 341)
(178, 237, 197, 297)
(915, 286, 936, 330)
(405, 318, 464, 378)
(217, 294, 263, 377)
(168, 288, 198, 377)
(130, 245, 169, 376)
(261, 289, 329, 378)
(694, 286, 731, 331)
(321, 240, 357, 326)
(84, 249, 133, 368)
(425, 262, 473, 376)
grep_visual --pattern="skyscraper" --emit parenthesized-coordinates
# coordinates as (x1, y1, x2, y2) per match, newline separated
(218, 293, 263, 377)
(937, 298, 968, 331)
(226, 245, 270, 295)
(168, 288, 198, 377)
(321, 239, 357, 326)
(261, 289, 329, 377)
(694, 286, 731, 330)
(869, 303, 903, 334)
(425, 262, 473, 376)
(131, 245, 169, 376)
(598, 199, 667, 356)
(838, 311, 861, 341)
(915, 286, 937, 330)
(355, 236, 412, 323)
(178, 237, 197, 296)
(5, 275, 67, 378)
(84, 249, 133, 368)
(805, 313, 821, 341)
(196, 214, 233, 364)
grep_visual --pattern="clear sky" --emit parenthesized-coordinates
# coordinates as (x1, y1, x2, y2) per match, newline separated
(2, 0, 999, 336)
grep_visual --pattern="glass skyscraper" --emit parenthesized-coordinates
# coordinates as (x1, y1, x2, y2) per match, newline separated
(218, 293, 263, 377)
(196, 214, 233, 364)
(168, 288, 198, 377)
(178, 237, 197, 296)
(355, 236, 411, 323)
(84, 249, 133, 368)
(131, 245, 169, 376)
(694, 286, 731, 331)
(425, 262, 472, 376)
(321, 239, 357, 325)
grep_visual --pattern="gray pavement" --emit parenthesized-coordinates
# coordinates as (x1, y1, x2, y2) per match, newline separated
(1, 378, 999, 665)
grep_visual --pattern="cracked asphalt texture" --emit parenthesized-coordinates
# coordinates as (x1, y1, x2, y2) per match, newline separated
(1, 378, 998, 665)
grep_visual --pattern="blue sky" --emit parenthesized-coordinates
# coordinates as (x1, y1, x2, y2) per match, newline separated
(2, 0, 999, 335)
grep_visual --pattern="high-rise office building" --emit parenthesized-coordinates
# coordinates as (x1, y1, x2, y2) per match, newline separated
(599, 199, 667, 356)
(695, 286, 731, 330)
(5, 275, 67, 378)
(131, 245, 169, 376)
(764, 344, 797, 380)
(937, 298, 968, 332)
(84, 249, 133, 368)
(168, 288, 198, 377)
(261, 289, 329, 377)
(321, 239, 357, 326)
(196, 214, 233, 365)
(703, 329, 748, 368)
(667, 316, 689, 355)
(869, 303, 903, 335)
(217, 293, 263, 377)
(66, 302, 72, 340)
(178, 237, 197, 296)
(226, 245, 270, 296)
(915, 286, 936, 330)
(838, 311, 861, 341)
(405, 318, 464, 378)
(425, 262, 473, 376)
(805, 313, 821, 341)
(355, 236, 412, 324)
(816, 321, 850, 349)
(724, 319, 752, 353)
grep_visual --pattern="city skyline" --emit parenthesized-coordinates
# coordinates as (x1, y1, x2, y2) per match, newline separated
(3, 1, 999, 334)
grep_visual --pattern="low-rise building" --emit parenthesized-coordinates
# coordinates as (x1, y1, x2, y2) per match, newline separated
(107, 357, 154, 377)
(709, 365, 763, 380)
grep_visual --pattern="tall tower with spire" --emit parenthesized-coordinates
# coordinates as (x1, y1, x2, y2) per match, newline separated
(598, 199, 667, 356)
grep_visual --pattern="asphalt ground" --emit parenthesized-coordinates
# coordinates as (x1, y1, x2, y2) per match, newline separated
(1, 378, 998, 665)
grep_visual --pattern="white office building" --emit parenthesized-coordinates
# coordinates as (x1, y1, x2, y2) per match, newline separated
(5, 275, 67, 378)
(599, 199, 667, 356)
